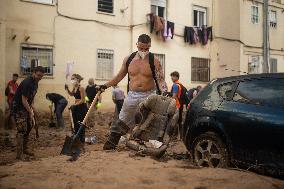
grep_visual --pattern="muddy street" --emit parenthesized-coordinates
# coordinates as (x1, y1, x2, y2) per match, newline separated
(0, 111, 283, 189)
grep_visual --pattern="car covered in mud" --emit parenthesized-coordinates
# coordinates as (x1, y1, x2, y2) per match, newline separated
(182, 73, 284, 176)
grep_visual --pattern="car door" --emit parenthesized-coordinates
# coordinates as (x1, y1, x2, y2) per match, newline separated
(217, 78, 284, 167)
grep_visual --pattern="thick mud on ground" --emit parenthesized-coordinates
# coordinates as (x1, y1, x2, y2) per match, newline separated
(0, 111, 283, 189)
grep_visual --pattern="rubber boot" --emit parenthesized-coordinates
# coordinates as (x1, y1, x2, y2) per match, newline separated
(23, 137, 34, 156)
(57, 118, 65, 128)
(103, 132, 122, 150)
(103, 119, 129, 150)
(16, 134, 24, 160)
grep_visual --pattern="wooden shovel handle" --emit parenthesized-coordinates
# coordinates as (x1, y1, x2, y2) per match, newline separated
(82, 91, 102, 125)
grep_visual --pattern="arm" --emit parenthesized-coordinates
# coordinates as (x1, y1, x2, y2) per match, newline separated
(22, 95, 33, 116)
(66, 86, 75, 96)
(74, 87, 85, 105)
(104, 57, 128, 88)
(154, 58, 168, 93)
(172, 84, 179, 102)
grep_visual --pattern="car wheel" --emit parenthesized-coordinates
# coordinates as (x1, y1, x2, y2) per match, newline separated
(192, 131, 229, 168)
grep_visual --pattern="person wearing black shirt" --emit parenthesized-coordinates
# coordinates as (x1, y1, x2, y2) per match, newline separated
(12, 66, 44, 160)
(46, 93, 68, 128)
(85, 78, 99, 108)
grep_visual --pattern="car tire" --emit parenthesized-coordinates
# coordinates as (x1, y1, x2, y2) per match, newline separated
(192, 131, 229, 168)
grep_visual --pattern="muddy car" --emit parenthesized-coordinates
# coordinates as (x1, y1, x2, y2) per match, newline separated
(182, 73, 284, 175)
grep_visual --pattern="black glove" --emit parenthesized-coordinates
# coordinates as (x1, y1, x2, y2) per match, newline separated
(98, 84, 107, 92)
(64, 84, 69, 90)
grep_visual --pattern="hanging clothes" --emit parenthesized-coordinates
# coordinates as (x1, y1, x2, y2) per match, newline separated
(207, 26, 213, 42)
(198, 26, 213, 45)
(167, 21, 175, 39)
(184, 27, 199, 44)
(149, 13, 155, 33)
(163, 20, 168, 40)
(153, 15, 164, 35)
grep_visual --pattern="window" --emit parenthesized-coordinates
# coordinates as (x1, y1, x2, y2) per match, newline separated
(96, 49, 114, 80)
(270, 58, 277, 73)
(251, 4, 259, 24)
(154, 53, 165, 76)
(151, 0, 166, 18)
(193, 6, 207, 27)
(21, 46, 53, 75)
(248, 56, 260, 74)
(98, 0, 113, 14)
(233, 79, 284, 108)
(191, 57, 210, 82)
(23, 0, 54, 4)
(218, 82, 237, 100)
(270, 10, 277, 28)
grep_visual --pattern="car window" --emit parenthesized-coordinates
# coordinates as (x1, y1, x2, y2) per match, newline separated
(218, 82, 236, 100)
(233, 78, 284, 108)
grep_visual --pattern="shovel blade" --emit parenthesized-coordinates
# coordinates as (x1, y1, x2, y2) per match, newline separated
(60, 135, 73, 155)
(60, 135, 83, 156)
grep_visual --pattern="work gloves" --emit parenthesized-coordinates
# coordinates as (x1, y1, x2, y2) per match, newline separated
(98, 85, 108, 93)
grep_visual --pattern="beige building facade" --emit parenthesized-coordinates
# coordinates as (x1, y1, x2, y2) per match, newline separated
(0, 0, 284, 125)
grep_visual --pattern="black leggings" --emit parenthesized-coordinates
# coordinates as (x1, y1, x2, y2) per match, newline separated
(71, 103, 88, 143)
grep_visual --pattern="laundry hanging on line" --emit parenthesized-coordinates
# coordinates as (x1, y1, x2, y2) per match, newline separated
(149, 14, 175, 41)
(184, 26, 213, 45)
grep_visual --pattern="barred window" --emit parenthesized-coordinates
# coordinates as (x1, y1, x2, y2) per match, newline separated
(98, 0, 113, 14)
(270, 58, 277, 73)
(270, 10, 277, 28)
(251, 4, 259, 24)
(154, 53, 165, 76)
(248, 56, 260, 74)
(21, 46, 53, 75)
(191, 57, 210, 82)
(96, 49, 114, 80)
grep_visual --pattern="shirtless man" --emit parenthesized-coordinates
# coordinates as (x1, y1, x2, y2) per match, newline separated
(99, 34, 168, 150)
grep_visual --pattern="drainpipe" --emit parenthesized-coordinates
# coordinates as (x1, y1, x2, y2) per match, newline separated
(263, 0, 269, 73)
(130, 0, 134, 53)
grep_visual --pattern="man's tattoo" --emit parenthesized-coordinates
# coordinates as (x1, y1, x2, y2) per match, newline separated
(155, 64, 168, 93)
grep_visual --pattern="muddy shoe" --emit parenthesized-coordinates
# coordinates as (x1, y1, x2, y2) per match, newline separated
(103, 132, 121, 150)
(16, 135, 24, 160)
(23, 138, 34, 156)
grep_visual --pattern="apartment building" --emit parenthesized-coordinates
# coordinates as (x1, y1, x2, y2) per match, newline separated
(0, 0, 283, 121)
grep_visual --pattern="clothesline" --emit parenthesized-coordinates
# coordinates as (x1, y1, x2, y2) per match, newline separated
(148, 14, 213, 45)
(146, 13, 208, 30)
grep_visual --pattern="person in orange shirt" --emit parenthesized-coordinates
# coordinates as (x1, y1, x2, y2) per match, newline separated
(170, 71, 183, 138)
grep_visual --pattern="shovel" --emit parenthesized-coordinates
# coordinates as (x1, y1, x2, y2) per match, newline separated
(61, 91, 102, 156)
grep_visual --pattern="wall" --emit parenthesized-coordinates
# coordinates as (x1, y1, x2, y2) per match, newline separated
(0, 0, 7, 127)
